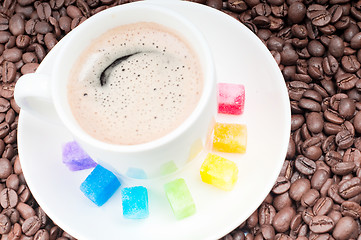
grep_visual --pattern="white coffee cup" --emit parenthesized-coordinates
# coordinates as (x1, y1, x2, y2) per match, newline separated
(14, 2, 216, 179)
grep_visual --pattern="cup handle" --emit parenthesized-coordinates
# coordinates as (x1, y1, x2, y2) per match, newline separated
(14, 73, 60, 124)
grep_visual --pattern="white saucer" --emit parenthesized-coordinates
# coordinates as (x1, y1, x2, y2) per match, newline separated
(17, 1, 290, 239)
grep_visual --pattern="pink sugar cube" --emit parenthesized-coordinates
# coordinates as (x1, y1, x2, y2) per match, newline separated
(218, 83, 245, 115)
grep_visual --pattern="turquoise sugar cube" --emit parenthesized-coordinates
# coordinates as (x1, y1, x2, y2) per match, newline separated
(80, 165, 121, 206)
(121, 186, 149, 219)
(164, 178, 196, 220)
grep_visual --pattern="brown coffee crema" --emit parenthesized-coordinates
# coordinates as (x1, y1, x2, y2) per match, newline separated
(67, 22, 203, 145)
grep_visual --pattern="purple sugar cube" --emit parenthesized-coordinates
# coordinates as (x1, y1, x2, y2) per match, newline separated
(80, 165, 121, 206)
(218, 83, 245, 115)
(62, 141, 97, 171)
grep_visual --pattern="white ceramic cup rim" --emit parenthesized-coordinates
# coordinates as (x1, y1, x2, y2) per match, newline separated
(52, 3, 215, 153)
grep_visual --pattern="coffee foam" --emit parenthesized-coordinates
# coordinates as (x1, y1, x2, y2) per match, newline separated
(68, 22, 203, 145)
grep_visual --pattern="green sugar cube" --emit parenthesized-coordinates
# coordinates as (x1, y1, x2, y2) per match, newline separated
(164, 178, 196, 220)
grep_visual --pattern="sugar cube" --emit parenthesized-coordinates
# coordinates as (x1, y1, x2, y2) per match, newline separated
(62, 141, 97, 171)
(218, 83, 245, 115)
(164, 178, 196, 220)
(160, 161, 178, 176)
(121, 186, 149, 219)
(200, 153, 238, 191)
(126, 168, 147, 179)
(80, 165, 121, 206)
(213, 123, 247, 153)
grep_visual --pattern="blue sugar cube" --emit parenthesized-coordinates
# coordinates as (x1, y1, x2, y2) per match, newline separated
(121, 186, 149, 219)
(164, 178, 196, 220)
(62, 141, 97, 171)
(126, 168, 147, 179)
(80, 165, 121, 206)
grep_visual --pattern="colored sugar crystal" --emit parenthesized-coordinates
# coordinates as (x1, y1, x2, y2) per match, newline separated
(121, 186, 149, 219)
(160, 161, 178, 176)
(80, 165, 121, 206)
(126, 168, 147, 179)
(213, 123, 247, 153)
(164, 178, 196, 220)
(218, 83, 245, 115)
(62, 141, 97, 171)
(200, 153, 238, 191)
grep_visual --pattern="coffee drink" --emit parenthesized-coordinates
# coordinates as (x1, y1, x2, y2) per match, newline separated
(67, 22, 203, 145)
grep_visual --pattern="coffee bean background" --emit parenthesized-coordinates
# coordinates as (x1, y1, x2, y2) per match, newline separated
(1, 0, 361, 239)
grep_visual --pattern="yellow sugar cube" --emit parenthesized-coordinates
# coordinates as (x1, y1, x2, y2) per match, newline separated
(200, 153, 238, 191)
(213, 123, 247, 153)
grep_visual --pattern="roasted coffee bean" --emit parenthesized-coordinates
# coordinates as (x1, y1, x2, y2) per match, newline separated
(36, 3, 51, 20)
(322, 55, 338, 76)
(272, 207, 295, 233)
(306, 112, 323, 134)
(17, 185, 30, 203)
(340, 201, 361, 218)
(335, 130, 354, 149)
(328, 184, 345, 204)
(335, 15, 351, 30)
(338, 177, 361, 199)
(336, 73, 359, 90)
(295, 155, 316, 175)
(2, 61, 16, 83)
(273, 192, 292, 213)
(322, 135, 336, 152)
(34, 229, 50, 240)
(258, 203, 276, 225)
(0, 213, 11, 234)
(350, 32, 361, 49)
(301, 189, 320, 207)
(313, 197, 333, 215)
(325, 151, 342, 167)
(288, 81, 310, 101)
(341, 55, 361, 73)
(332, 161, 356, 175)
(288, 2, 306, 24)
(0, 188, 18, 209)
(34, 21, 53, 35)
(354, 111, 361, 134)
(8, 222, 22, 240)
(290, 178, 311, 201)
(2, 208, 19, 225)
(227, 0, 247, 12)
(272, 176, 290, 194)
(308, 40, 325, 57)
(247, 209, 258, 228)
(302, 138, 322, 160)
(9, 14, 25, 36)
(311, 169, 329, 190)
(291, 114, 304, 131)
(3, 48, 22, 62)
(22, 216, 41, 236)
(332, 216, 358, 239)
(298, 98, 321, 112)
(291, 24, 307, 39)
(309, 215, 334, 233)
(0, 158, 11, 179)
(6, 174, 19, 191)
(328, 36, 345, 58)
(301, 207, 314, 226)
(16, 202, 35, 220)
